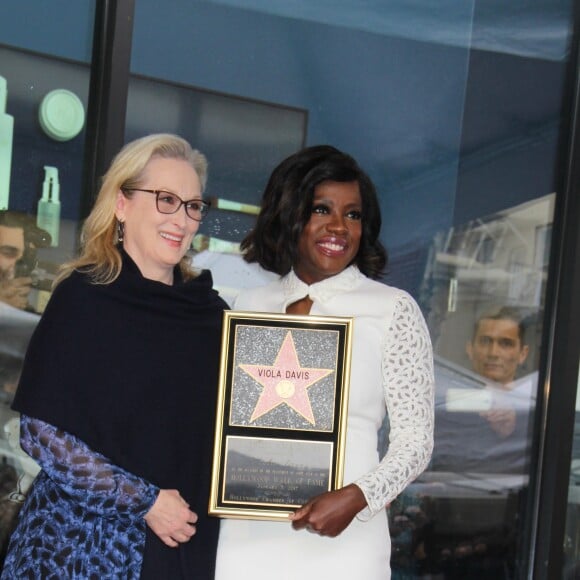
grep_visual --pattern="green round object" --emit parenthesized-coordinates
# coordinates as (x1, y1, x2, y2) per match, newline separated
(39, 89, 85, 141)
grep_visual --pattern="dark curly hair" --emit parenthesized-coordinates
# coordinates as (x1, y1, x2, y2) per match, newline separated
(241, 145, 387, 279)
(0, 210, 52, 248)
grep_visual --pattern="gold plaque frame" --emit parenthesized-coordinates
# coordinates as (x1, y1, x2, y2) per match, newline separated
(209, 310, 353, 521)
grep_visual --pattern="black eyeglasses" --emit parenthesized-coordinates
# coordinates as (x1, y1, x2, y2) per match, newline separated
(122, 188, 210, 222)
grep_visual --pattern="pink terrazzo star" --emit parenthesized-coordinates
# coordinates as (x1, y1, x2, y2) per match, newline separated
(240, 331, 333, 425)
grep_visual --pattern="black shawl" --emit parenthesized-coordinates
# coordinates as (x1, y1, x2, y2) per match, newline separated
(13, 251, 228, 578)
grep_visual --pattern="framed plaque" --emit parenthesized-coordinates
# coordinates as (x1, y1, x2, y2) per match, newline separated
(209, 310, 353, 521)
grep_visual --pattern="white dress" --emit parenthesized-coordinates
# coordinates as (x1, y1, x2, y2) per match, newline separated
(215, 266, 434, 580)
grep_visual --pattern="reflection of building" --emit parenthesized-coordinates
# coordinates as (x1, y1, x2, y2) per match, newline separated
(192, 249, 276, 306)
(423, 194, 553, 304)
(391, 195, 551, 578)
(190, 198, 278, 306)
(420, 194, 552, 375)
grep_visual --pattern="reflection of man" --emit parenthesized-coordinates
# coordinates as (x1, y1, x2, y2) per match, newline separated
(467, 307, 529, 384)
(396, 308, 537, 577)
(0, 212, 32, 310)
(466, 306, 530, 438)
(429, 305, 536, 475)
(0, 211, 51, 312)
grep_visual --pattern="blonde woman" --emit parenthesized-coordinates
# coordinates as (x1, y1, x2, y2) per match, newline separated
(2, 134, 227, 579)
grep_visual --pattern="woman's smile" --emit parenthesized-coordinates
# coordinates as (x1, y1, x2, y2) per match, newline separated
(294, 180, 362, 285)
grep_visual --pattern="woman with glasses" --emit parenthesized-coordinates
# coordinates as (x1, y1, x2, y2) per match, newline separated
(2, 134, 227, 579)
(215, 145, 434, 579)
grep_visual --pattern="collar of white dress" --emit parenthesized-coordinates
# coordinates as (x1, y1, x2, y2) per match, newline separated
(280, 265, 364, 305)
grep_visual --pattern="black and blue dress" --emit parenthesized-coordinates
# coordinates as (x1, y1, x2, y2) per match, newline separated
(2, 252, 227, 579)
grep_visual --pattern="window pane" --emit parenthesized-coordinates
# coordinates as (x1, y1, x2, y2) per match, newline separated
(401, 195, 553, 578)
(131, 2, 574, 577)
(124, 74, 307, 302)
(564, 363, 580, 575)
(0, 1, 95, 563)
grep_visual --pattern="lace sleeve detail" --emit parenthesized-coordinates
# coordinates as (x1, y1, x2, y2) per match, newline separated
(20, 415, 158, 521)
(355, 293, 434, 519)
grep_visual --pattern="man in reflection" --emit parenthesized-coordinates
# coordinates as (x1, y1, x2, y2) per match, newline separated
(391, 307, 537, 579)
(466, 306, 531, 441)
(0, 211, 31, 310)
(0, 210, 51, 311)
(423, 306, 535, 578)
(468, 308, 530, 385)
(0, 210, 51, 398)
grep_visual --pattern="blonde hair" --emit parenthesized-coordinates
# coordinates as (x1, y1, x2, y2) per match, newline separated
(57, 133, 208, 285)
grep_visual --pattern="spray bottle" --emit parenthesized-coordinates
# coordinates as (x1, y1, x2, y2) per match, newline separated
(37, 166, 60, 246)
(0, 76, 14, 210)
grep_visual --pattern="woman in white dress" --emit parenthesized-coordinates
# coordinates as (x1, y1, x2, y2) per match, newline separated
(215, 145, 434, 579)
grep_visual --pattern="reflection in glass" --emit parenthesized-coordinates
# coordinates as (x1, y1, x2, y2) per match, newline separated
(125, 74, 307, 304)
(0, 6, 94, 557)
(563, 366, 580, 577)
(0, 45, 91, 313)
(390, 196, 553, 578)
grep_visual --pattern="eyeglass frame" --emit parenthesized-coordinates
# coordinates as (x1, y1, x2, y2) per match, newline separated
(121, 188, 211, 222)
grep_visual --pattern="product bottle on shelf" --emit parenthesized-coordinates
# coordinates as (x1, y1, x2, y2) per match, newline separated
(0, 75, 14, 211)
(37, 165, 61, 247)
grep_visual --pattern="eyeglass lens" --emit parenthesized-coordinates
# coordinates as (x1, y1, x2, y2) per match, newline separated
(156, 191, 208, 221)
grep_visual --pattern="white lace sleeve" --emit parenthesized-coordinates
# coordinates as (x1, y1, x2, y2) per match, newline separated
(355, 292, 434, 519)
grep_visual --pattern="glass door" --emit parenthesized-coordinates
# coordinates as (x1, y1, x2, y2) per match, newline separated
(0, 1, 96, 562)
(128, 2, 576, 577)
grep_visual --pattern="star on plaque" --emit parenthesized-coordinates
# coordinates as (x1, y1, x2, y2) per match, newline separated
(239, 331, 333, 425)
